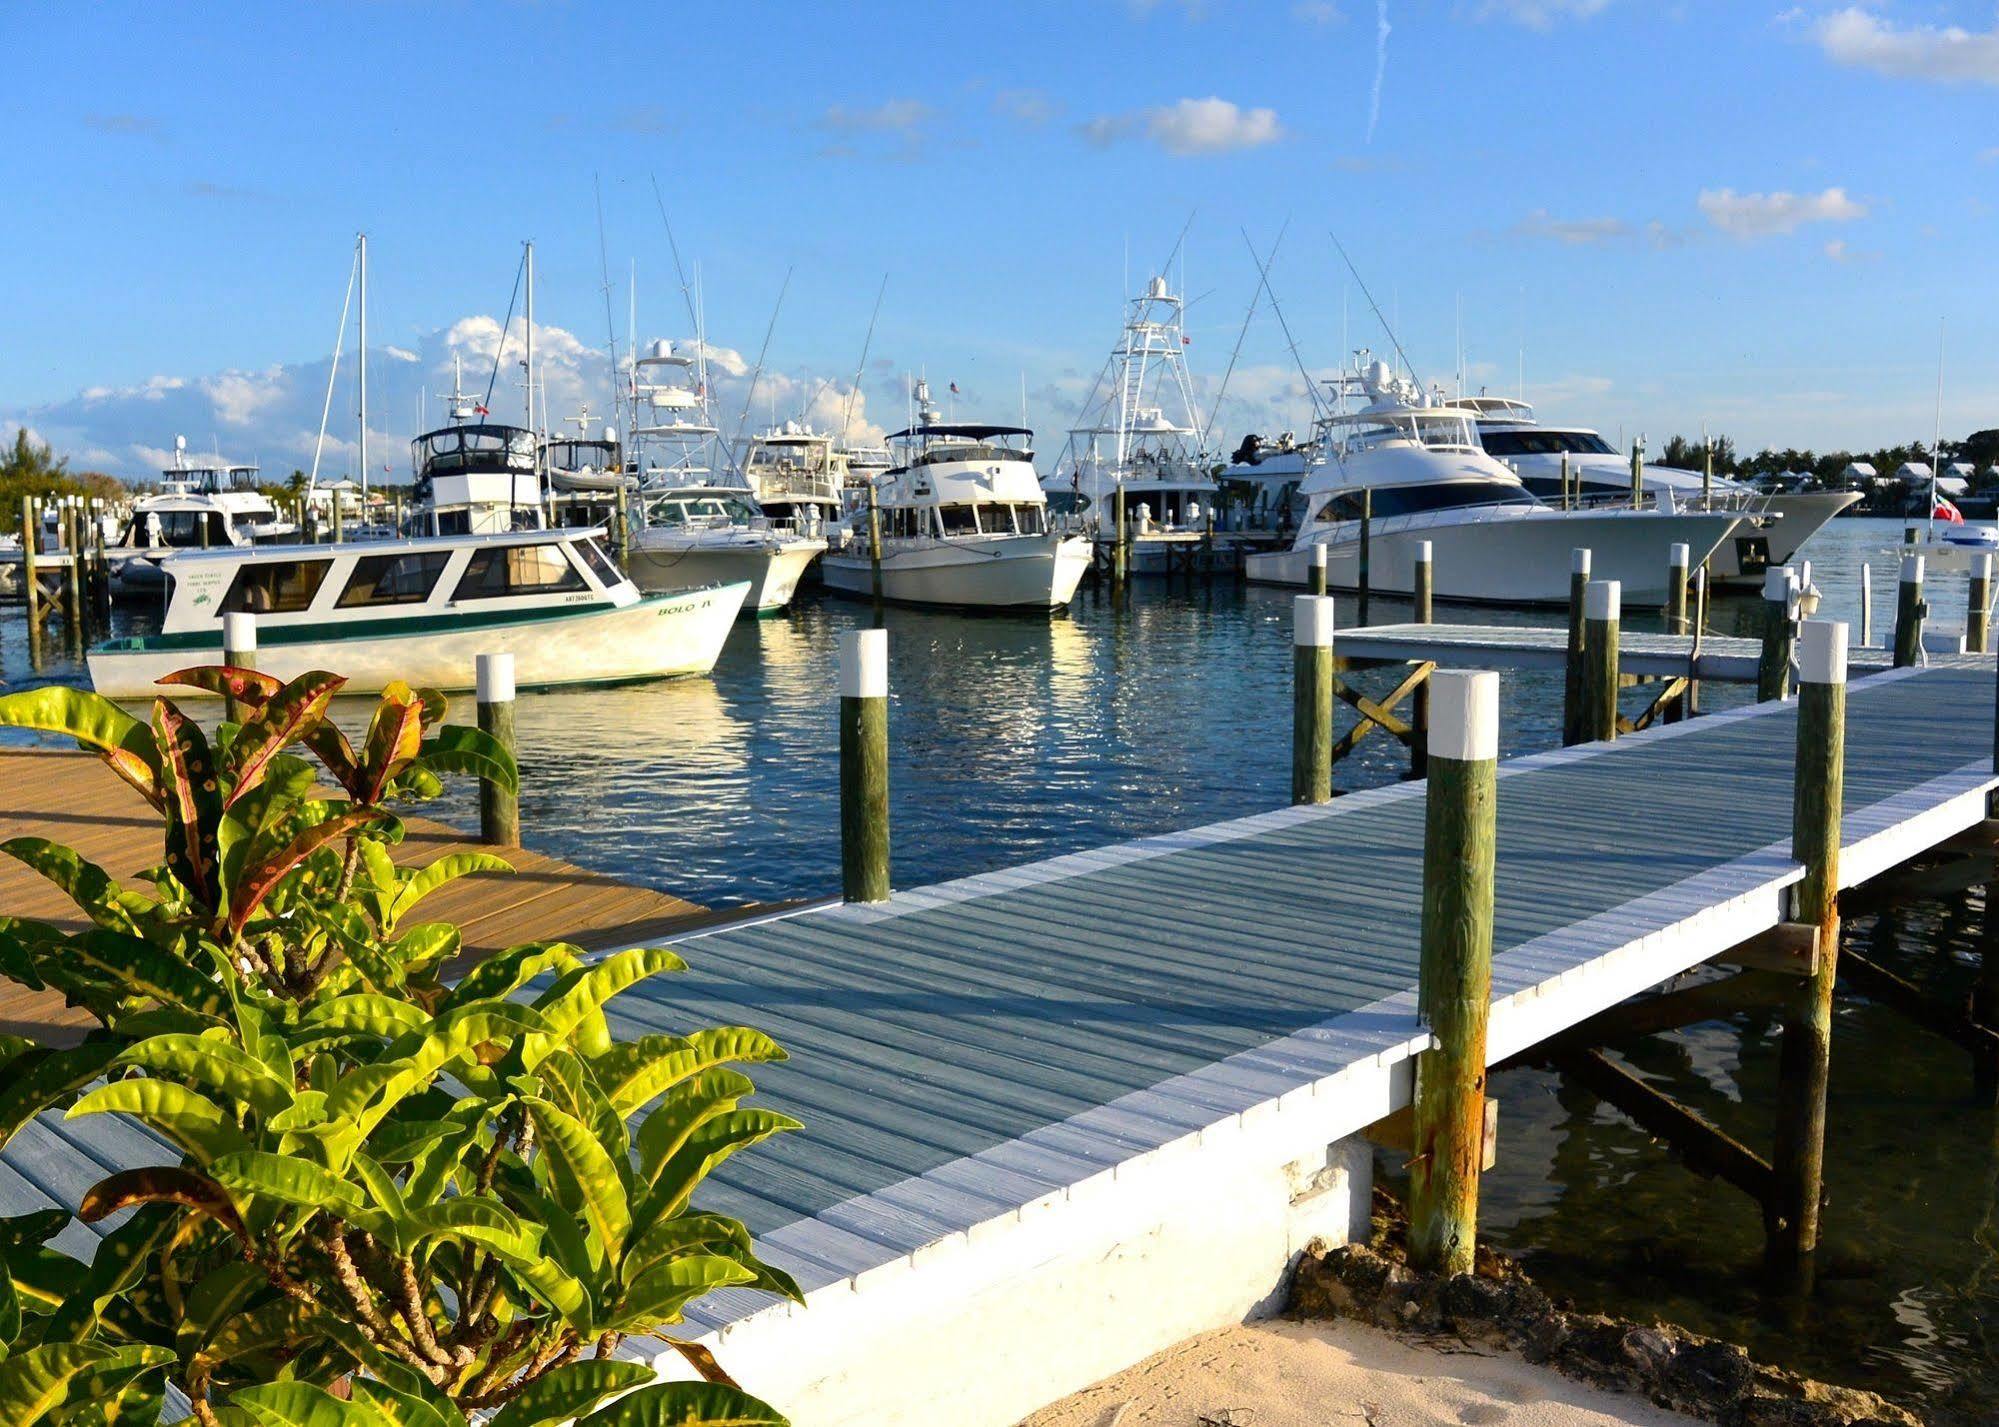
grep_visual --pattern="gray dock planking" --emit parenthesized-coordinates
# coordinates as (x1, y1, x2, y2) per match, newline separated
(1328, 621, 1984, 681)
(1, 662, 1995, 1339)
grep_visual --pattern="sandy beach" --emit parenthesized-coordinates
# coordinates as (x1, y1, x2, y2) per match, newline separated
(1017, 1319, 1694, 1427)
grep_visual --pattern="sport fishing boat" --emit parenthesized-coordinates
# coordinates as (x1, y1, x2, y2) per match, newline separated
(408, 365, 547, 537)
(1451, 396, 1861, 586)
(621, 339, 824, 615)
(86, 528, 747, 699)
(821, 379, 1091, 610)
(109, 437, 295, 598)
(1049, 274, 1219, 571)
(741, 422, 847, 536)
(1243, 361, 1741, 606)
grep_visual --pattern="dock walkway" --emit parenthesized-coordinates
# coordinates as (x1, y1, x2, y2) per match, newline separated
(0, 663, 1993, 1424)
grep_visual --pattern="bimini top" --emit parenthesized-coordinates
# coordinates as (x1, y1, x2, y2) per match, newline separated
(887, 423, 1033, 442)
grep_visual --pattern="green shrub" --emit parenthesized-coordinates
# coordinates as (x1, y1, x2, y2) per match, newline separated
(0, 669, 798, 1426)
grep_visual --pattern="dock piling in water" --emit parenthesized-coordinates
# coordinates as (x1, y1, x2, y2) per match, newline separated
(1357, 489, 1373, 626)
(1561, 548, 1592, 746)
(1859, 563, 1872, 648)
(1893, 554, 1926, 670)
(1770, 618, 1848, 1290)
(1969, 553, 1991, 655)
(1411, 541, 1433, 778)
(1409, 668, 1499, 1277)
(1292, 595, 1335, 805)
(475, 653, 521, 849)
(222, 613, 258, 724)
(1579, 579, 1621, 744)
(1758, 566, 1797, 702)
(840, 627, 891, 902)
(1665, 543, 1690, 636)
(1308, 542, 1327, 598)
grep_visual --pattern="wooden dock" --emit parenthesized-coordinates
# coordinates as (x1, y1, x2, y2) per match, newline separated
(0, 747, 719, 1043)
(1, 658, 1995, 1425)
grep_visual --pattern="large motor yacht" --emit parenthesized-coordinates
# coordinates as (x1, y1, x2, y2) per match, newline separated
(1050, 275, 1220, 572)
(741, 422, 848, 536)
(1243, 361, 1741, 606)
(821, 379, 1091, 610)
(620, 339, 824, 615)
(1451, 396, 1861, 586)
(408, 369, 547, 536)
(109, 436, 295, 599)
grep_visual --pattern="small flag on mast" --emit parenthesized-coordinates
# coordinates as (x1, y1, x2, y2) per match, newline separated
(949, 382, 960, 395)
(1181, 335, 1192, 346)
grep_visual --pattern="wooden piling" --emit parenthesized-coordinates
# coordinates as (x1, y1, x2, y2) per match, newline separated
(1769, 619, 1847, 1290)
(1629, 441, 1644, 509)
(331, 493, 345, 545)
(1665, 543, 1690, 636)
(222, 613, 259, 725)
(60, 503, 82, 637)
(1969, 552, 1991, 655)
(1357, 489, 1373, 626)
(1757, 566, 1796, 702)
(1409, 669, 1500, 1277)
(475, 652, 521, 849)
(1559, 451, 1573, 510)
(1859, 563, 1873, 648)
(1293, 595, 1335, 805)
(1686, 565, 1707, 719)
(1411, 541, 1433, 779)
(1113, 482, 1129, 590)
(19, 497, 41, 636)
(840, 628, 891, 902)
(1308, 542, 1328, 598)
(1561, 548, 1592, 747)
(1580, 580, 1621, 744)
(1893, 553, 1925, 669)
(89, 498, 110, 623)
(865, 482, 885, 622)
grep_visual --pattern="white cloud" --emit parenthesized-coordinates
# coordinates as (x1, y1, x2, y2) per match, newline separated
(993, 88, 1061, 125)
(201, 366, 288, 426)
(1696, 186, 1867, 237)
(818, 99, 932, 134)
(381, 345, 420, 363)
(1081, 97, 1285, 156)
(79, 375, 185, 403)
(1477, 0, 1613, 29)
(1816, 7, 1999, 85)
(1512, 209, 1633, 244)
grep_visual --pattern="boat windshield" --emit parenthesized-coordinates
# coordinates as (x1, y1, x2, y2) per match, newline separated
(545, 439, 619, 471)
(914, 441, 1031, 467)
(644, 492, 762, 527)
(1332, 410, 1480, 456)
(412, 425, 537, 477)
(1479, 429, 1618, 458)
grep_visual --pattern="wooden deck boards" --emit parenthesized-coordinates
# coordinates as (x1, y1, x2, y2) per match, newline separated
(0, 747, 721, 1042)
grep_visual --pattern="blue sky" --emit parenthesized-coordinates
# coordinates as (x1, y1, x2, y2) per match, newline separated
(2, 1, 1995, 481)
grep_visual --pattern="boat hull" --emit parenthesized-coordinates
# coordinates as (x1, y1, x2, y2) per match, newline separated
(625, 538, 824, 615)
(85, 584, 749, 699)
(1245, 510, 1742, 607)
(822, 534, 1091, 609)
(1705, 490, 1863, 586)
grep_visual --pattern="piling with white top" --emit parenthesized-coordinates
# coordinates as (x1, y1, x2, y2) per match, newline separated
(1757, 566, 1797, 702)
(476, 652, 520, 849)
(1771, 619, 1848, 1290)
(1357, 489, 1374, 625)
(1579, 579, 1621, 744)
(19, 497, 41, 661)
(1560, 548, 1592, 746)
(1410, 542, 1434, 778)
(1308, 542, 1327, 598)
(1409, 669, 1499, 1277)
(1292, 596, 1336, 806)
(1859, 563, 1873, 648)
(840, 628, 891, 902)
(222, 613, 259, 724)
(1893, 553, 1926, 669)
(1665, 543, 1690, 637)
(1969, 553, 1991, 655)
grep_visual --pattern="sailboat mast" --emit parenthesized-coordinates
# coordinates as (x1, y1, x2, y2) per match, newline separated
(358, 232, 368, 501)
(524, 241, 536, 438)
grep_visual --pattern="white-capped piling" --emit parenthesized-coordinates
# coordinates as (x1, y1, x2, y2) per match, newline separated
(1293, 595, 1336, 805)
(1969, 552, 1991, 655)
(1859, 563, 1873, 648)
(840, 628, 891, 902)
(1893, 553, 1925, 669)
(1757, 566, 1797, 702)
(1665, 543, 1690, 636)
(1770, 619, 1848, 1289)
(1560, 548, 1592, 746)
(1579, 579, 1621, 744)
(222, 612, 259, 724)
(476, 652, 520, 849)
(1308, 542, 1328, 598)
(1409, 669, 1500, 1276)
(1410, 541, 1434, 777)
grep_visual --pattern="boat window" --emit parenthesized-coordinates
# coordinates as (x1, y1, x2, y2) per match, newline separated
(454, 543, 588, 599)
(336, 550, 452, 608)
(576, 538, 623, 587)
(1315, 481, 1535, 523)
(223, 558, 332, 614)
(153, 510, 231, 548)
(940, 504, 979, 535)
(1016, 504, 1045, 535)
(1479, 429, 1618, 458)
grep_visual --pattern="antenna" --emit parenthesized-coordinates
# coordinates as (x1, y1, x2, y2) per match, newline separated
(1205, 222, 1286, 443)
(1327, 230, 1419, 388)
(729, 266, 793, 464)
(1241, 226, 1325, 418)
(842, 274, 888, 448)
(648, 174, 702, 334)
(593, 174, 621, 430)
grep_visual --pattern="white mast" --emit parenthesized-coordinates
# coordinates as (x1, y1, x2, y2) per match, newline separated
(524, 241, 536, 438)
(357, 232, 368, 501)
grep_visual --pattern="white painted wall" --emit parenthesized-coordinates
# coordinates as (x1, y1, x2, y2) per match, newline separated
(665, 1133, 1373, 1427)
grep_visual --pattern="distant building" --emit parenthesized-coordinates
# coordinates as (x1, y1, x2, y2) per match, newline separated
(1840, 461, 1878, 489)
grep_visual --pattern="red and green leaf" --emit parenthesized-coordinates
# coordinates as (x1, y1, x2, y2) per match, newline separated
(78, 1166, 249, 1242)
(225, 670, 346, 808)
(150, 700, 222, 906)
(227, 808, 378, 937)
(358, 685, 425, 804)
(157, 664, 284, 709)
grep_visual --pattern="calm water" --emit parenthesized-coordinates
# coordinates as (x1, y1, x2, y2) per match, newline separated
(1, 517, 1991, 1418)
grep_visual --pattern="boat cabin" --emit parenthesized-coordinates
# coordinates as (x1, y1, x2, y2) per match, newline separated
(410, 422, 545, 535)
(742, 423, 846, 532)
(150, 529, 630, 637)
(855, 422, 1051, 538)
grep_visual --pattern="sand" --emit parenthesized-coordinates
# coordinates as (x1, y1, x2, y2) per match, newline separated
(1016, 1319, 1695, 1427)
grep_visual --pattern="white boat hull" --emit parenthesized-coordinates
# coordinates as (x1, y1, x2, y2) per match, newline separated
(1708, 491, 1862, 586)
(822, 534, 1091, 609)
(625, 538, 824, 614)
(1245, 509, 1742, 607)
(86, 583, 749, 699)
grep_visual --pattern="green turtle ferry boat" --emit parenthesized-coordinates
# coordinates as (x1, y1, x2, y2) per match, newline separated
(86, 528, 747, 699)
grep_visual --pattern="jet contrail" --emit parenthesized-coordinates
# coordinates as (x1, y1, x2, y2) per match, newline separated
(1366, 0, 1390, 143)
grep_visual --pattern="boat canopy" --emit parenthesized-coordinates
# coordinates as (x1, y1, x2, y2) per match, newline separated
(888, 423, 1033, 442)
